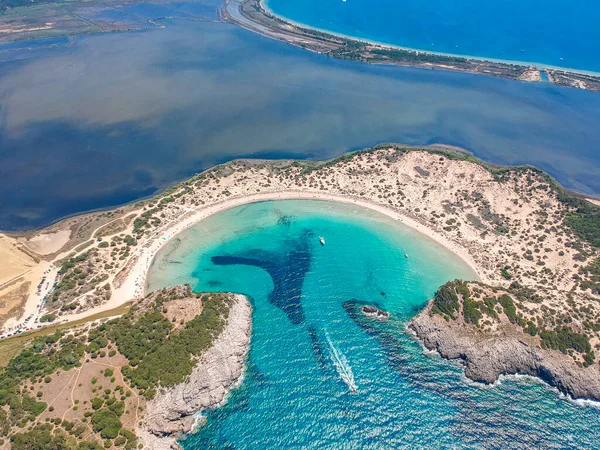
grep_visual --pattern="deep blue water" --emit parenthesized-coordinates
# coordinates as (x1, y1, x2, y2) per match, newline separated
(146, 200, 600, 449)
(1, 19, 600, 231)
(266, 0, 600, 73)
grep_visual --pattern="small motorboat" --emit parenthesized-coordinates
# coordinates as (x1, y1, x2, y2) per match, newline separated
(319, 236, 326, 245)
(405, 253, 409, 258)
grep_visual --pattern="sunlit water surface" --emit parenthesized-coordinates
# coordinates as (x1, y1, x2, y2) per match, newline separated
(266, 0, 600, 72)
(1, 18, 600, 230)
(146, 200, 600, 449)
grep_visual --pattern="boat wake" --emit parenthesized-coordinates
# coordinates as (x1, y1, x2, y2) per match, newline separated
(325, 331, 358, 392)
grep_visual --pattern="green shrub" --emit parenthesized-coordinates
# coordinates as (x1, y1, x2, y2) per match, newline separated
(113, 293, 233, 396)
(499, 294, 518, 323)
(524, 321, 538, 336)
(91, 397, 104, 410)
(11, 426, 65, 450)
(540, 327, 591, 355)
(557, 192, 600, 247)
(90, 408, 122, 439)
(77, 441, 104, 450)
(482, 297, 498, 319)
(431, 282, 460, 318)
(39, 314, 56, 323)
(462, 298, 482, 325)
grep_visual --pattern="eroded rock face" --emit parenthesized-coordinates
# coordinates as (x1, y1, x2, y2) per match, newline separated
(137, 294, 252, 449)
(409, 301, 600, 401)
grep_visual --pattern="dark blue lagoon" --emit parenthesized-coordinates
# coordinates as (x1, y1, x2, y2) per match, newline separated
(1, 19, 600, 230)
(147, 200, 600, 449)
(266, 0, 600, 73)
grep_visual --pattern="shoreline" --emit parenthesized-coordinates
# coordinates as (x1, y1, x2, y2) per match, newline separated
(4, 142, 599, 237)
(259, 0, 600, 77)
(138, 293, 252, 450)
(138, 191, 486, 285)
(2, 144, 598, 332)
(60, 189, 486, 328)
(1, 146, 599, 404)
(261, 0, 600, 77)
(1, 0, 599, 82)
(407, 323, 600, 407)
(409, 299, 600, 401)
(224, 0, 600, 92)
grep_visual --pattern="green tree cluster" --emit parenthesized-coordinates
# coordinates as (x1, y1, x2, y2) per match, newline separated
(499, 294, 518, 323)
(111, 293, 233, 398)
(431, 282, 461, 318)
(90, 408, 122, 439)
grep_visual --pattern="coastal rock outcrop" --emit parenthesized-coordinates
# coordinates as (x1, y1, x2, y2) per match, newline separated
(137, 294, 252, 449)
(409, 301, 600, 401)
(361, 305, 390, 321)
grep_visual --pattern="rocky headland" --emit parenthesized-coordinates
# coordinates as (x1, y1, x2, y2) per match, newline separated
(410, 281, 600, 400)
(0, 145, 599, 445)
(138, 293, 251, 450)
(0, 285, 252, 449)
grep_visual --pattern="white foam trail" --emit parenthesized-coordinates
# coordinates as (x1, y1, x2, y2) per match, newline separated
(325, 331, 358, 392)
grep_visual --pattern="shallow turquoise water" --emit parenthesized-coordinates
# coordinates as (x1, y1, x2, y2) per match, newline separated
(266, 0, 600, 73)
(147, 200, 600, 448)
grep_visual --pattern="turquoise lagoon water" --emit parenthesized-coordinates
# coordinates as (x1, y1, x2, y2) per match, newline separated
(147, 200, 600, 449)
(265, 0, 600, 73)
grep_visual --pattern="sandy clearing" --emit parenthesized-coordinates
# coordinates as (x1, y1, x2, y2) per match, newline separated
(23, 229, 72, 256)
(0, 234, 37, 286)
(519, 69, 542, 82)
(0, 208, 140, 330)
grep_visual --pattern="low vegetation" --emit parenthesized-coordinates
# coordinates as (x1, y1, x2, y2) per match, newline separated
(0, 286, 234, 448)
(557, 193, 600, 248)
(579, 257, 600, 295)
(112, 291, 233, 398)
(431, 280, 596, 367)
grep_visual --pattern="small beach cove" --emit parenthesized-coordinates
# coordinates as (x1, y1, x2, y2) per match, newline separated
(145, 199, 600, 449)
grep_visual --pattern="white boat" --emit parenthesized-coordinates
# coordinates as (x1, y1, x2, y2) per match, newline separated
(319, 236, 326, 245)
(405, 253, 409, 258)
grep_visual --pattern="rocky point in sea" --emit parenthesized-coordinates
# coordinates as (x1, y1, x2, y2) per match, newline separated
(136, 290, 252, 450)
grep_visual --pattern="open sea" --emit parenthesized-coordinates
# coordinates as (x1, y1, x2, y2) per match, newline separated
(265, 0, 600, 73)
(1, 18, 600, 231)
(146, 200, 600, 449)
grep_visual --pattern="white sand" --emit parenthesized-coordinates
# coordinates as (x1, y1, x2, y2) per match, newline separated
(5, 149, 597, 332)
(58, 190, 485, 326)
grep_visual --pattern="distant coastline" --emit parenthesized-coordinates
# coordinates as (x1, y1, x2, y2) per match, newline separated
(224, 0, 600, 92)
(2, 0, 599, 91)
(262, 0, 600, 77)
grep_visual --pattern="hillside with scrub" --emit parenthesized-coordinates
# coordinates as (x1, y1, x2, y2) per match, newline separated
(0, 286, 238, 449)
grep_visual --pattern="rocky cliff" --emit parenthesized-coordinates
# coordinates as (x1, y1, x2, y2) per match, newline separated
(137, 294, 252, 449)
(409, 301, 600, 401)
